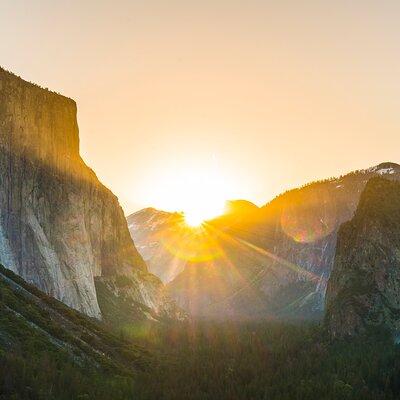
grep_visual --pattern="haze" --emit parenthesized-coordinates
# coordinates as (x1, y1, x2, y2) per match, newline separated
(1, 0, 400, 214)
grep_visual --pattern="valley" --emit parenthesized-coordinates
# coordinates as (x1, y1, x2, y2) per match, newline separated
(2, 262, 400, 399)
(1, 62, 400, 399)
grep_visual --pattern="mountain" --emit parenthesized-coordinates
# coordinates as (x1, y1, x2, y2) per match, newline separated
(325, 177, 400, 338)
(127, 208, 187, 283)
(127, 201, 260, 285)
(128, 163, 400, 319)
(0, 67, 181, 322)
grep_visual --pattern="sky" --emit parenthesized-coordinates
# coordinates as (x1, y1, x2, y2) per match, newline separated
(1, 0, 400, 214)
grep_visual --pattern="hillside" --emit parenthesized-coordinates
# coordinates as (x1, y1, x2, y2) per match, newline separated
(0, 262, 149, 399)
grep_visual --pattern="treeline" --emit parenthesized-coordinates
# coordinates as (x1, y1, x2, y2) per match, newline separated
(127, 322, 400, 400)
(2, 317, 400, 399)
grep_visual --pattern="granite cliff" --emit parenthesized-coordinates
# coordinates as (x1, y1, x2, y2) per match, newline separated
(325, 177, 400, 338)
(0, 67, 180, 321)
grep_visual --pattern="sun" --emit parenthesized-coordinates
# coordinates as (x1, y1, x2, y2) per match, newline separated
(184, 211, 205, 227)
(183, 200, 225, 227)
(142, 156, 237, 224)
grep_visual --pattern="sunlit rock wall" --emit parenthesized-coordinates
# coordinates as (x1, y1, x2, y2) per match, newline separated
(0, 67, 149, 318)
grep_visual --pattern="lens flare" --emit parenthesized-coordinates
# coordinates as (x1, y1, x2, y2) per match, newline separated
(161, 223, 224, 263)
(280, 190, 337, 243)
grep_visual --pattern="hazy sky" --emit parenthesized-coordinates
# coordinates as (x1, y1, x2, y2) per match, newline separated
(1, 0, 400, 214)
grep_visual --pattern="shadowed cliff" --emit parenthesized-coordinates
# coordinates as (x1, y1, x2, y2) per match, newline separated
(325, 177, 400, 338)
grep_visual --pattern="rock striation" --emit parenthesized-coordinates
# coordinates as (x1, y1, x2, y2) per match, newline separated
(325, 177, 400, 338)
(0, 67, 178, 320)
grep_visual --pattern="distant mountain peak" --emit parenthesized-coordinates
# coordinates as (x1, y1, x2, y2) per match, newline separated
(367, 162, 400, 175)
(224, 199, 259, 214)
(130, 207, 163, 216)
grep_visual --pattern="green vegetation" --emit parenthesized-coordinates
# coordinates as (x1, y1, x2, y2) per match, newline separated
(0, 264, 148, 400)
(2, 317, 400, 398)
(125, 322, 400, 400)
(94, 277, 156, 326)
(1, 264, 400, 399)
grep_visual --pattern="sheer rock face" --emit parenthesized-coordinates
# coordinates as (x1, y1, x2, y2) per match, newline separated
(0, 67, 172, 320)
(325, 178, 400, 338)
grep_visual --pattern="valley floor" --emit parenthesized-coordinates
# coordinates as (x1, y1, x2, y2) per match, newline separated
(1, 315, 400, 399)
(0, 261, 398, 400)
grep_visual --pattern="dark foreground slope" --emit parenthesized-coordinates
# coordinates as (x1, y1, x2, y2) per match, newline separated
(0, 263, 149, 399)
(2, 262, 400, 400)
(326, 177, 400, 338)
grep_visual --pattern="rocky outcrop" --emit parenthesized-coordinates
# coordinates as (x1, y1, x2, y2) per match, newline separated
(325, 177, 400, 338)
(95, 272, 187, 324)
(0, 67, 178, 321)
